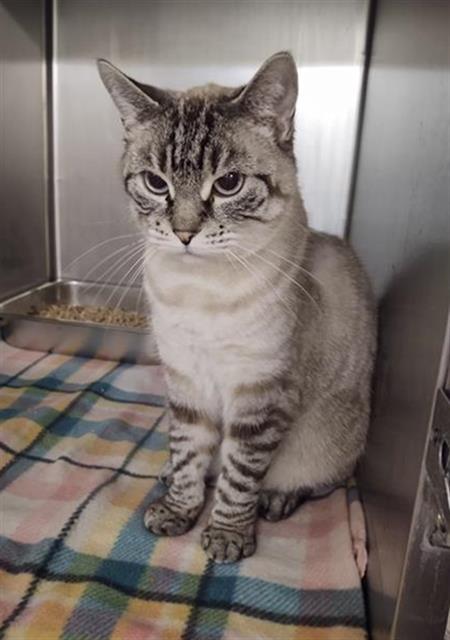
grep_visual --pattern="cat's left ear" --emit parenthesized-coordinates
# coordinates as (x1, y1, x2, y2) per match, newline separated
(97, 59, 170, 128)
(234, 51, 298, 147)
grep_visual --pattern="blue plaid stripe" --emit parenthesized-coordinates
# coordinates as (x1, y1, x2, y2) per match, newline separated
(0, 386, 56, 422)
(7, 369, 165, 407)
(0, 531, 365, 626)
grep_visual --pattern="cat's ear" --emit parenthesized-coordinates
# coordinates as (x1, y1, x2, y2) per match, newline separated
(235, 51, 298, 146)
(97, 59, 168, 128)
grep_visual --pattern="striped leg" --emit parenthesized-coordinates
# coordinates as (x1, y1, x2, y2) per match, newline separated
(201, 404, 290, 562)
(144, 402, 219, 536)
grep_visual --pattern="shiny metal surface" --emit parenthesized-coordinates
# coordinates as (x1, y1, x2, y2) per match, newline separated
(446, 360, 450, 394)
(350, 1, 450, 638)
(0, 280, 159, 364)
(54, 0, 369, 282)
(0, 0, 49, 300)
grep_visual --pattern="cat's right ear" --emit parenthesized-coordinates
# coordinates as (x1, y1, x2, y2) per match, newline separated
(97, 59, 165, 128)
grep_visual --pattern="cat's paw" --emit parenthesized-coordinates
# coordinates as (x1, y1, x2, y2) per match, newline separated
(201, 525, 256, 563)
(144, 498, 196, 536)
(258, 489, 308, 521)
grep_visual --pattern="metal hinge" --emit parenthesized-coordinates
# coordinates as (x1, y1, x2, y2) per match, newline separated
(427, 390, 450, 549)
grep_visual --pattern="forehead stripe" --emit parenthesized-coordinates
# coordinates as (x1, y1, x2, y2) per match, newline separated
(197, 108, 215, 171)
(169, 99, 219, 175)
(197, 130, 211, 171)
(210, 143, 222, 174)
(157, 146, 167, 174)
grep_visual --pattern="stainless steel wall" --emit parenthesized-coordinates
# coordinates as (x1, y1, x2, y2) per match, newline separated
(54, 0, 369, 282)
(350, 1, 450, 638)
(0, 0, 49, 300)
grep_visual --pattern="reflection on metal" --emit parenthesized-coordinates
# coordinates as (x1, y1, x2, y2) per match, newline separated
(297, 65, 364, 235)
(0, 0, 48, 300)
(53, 0, 369, 282)
(428, 396, 450, 550)
(429, 512, 450, 549)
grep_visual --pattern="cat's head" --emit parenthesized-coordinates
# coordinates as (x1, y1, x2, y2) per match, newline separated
(98, 52, 300, 260)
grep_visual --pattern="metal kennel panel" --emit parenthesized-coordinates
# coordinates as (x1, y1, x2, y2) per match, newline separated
(350, 1, 450, 638)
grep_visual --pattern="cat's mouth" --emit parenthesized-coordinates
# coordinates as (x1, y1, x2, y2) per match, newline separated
(159, 241, 221, 260)
(178, 245, 204, 260)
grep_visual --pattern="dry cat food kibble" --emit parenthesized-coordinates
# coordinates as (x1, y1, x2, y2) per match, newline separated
(28, 304, 148, 328)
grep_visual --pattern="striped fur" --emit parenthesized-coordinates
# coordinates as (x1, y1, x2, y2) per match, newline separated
(99, 52, 376, 562)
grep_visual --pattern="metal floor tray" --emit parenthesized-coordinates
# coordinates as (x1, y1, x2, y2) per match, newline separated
(0, 280, 159, 364)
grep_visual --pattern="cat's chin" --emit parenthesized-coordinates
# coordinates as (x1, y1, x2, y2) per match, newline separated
(161, 246, 206, 261)
(179, 250, 203, 261)
(162, 245, 222, 261)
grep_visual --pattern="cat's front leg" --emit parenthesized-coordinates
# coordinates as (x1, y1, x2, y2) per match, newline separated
(144, 401, 219, 536)
(201, 404, 290, 562)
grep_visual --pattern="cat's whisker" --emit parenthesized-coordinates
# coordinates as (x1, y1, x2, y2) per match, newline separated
(241, 256, 299, 322)
(240, 244, 324, 290)
(79, 239, 146, 289)
(63, 233, 143, 272)
(133, 247, 160, 315)
(107, 244, 157, 311)
(104, 248, 149, 309)
(135, 277, 145, 314)
(227, 250, 299, 321)
(237, 244, 322, 315)
(104, 259, 146, 312)
(82, 242, 146, 304)
(113, 248, 156, 313)
(90, 243, 147, 305)
(224, 250, 240, 275)
(113, 261, 145, 314)
(266, 248, 324, 289)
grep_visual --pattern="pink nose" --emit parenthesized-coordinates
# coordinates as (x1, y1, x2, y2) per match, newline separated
(174, 230, 196, 246)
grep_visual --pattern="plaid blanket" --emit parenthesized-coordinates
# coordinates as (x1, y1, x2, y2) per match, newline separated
(0, 336, 368, 639)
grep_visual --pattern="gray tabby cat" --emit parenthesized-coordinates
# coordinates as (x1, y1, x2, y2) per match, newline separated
(98, 52, 376, 563)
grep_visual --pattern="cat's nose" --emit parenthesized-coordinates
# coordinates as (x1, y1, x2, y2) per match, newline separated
(174, 230, 196, 246)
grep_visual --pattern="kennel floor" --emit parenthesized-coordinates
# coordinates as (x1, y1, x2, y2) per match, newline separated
(0, 336, 367, 640)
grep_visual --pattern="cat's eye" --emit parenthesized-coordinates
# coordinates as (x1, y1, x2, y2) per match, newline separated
(213, 172, 245, 197)
(143, 171, 169, 195)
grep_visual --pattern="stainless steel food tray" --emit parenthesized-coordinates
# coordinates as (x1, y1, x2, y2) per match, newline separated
(0, 280, 159, 364)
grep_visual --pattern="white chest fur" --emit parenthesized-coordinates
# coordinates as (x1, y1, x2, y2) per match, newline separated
(146, 258, 292, 416)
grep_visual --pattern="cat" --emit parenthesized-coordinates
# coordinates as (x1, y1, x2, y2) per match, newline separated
(98, 51, 376, 563)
